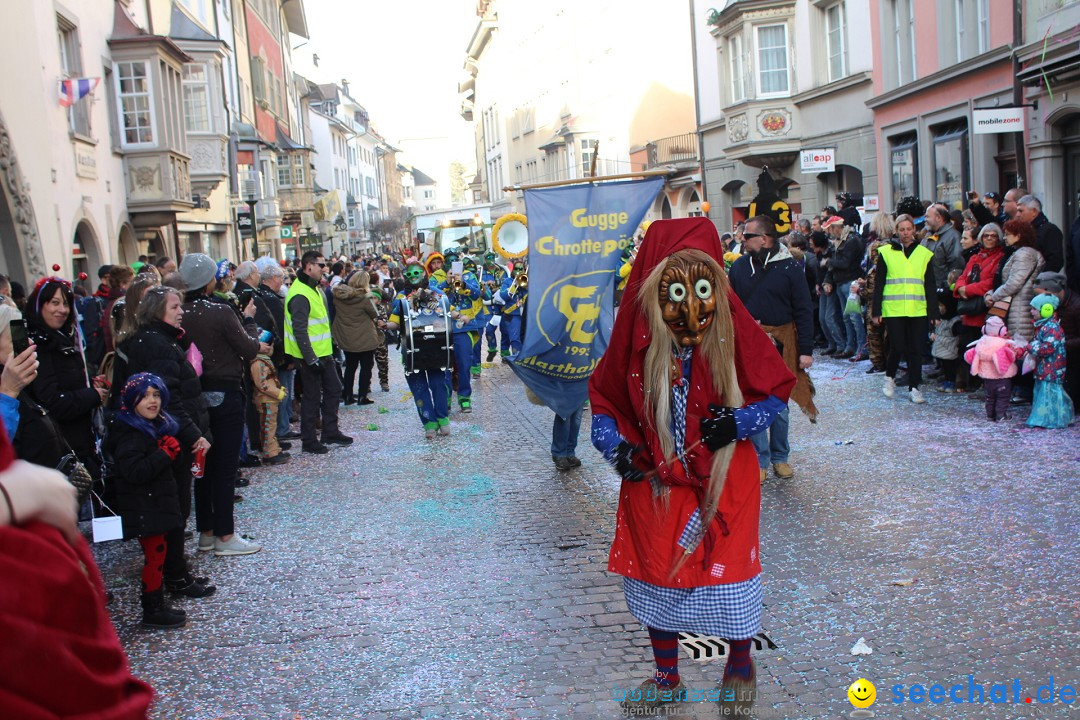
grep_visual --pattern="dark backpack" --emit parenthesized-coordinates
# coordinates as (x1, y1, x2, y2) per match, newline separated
(76, 295, 106, 370)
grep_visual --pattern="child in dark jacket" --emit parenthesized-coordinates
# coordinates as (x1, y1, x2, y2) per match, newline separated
(105, 372, 189, 629)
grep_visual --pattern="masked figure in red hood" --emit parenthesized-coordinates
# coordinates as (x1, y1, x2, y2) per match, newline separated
(589, 218, 795, 713)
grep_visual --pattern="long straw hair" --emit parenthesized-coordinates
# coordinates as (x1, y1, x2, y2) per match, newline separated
(636, 249, 745, 578)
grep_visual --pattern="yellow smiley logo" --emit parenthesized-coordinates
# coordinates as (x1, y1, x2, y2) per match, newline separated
(848, 678, 876, 708)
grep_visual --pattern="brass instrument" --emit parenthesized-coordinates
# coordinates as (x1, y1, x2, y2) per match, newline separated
(509, 272, 528, 294)
(450, 275, 468, 293)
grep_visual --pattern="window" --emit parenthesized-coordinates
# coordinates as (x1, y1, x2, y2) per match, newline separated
(250, 56, 265, 103)
(116, 61, 154, 146)
(57, 15, 91, 137)
(581, 139, 595, 177)
(182, 63, 211, 132)
(933, 123, 969, 210)
(522, 106, 535, 134)
(728, 34, 745, 103)
(277, 154, 292, 187)
(825, 3, 847, 82)
(976, 0, 989, 53)
(890, 134, 918, 209)
(755, 24, 789, 97)
(890, 0, 917, 87)
(176, 0, 213, 30)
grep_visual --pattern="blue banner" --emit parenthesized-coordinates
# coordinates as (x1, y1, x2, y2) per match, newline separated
(509, 178, 663, 418)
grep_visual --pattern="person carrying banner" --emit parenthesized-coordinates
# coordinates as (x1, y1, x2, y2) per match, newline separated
(482, 252, 509, 362)
(498, 262, 528, 357)
(385, 261, 453, 437)
(589, 218, 795, 714)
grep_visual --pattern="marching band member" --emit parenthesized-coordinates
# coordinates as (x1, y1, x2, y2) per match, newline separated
(498, 261, 528, 357)
(425, 252, 446, 289)
(385, 262, 453, 438)
(482, 252, 509, 362)
(463, 256, 487, 377)
(444, 258, 483, 413)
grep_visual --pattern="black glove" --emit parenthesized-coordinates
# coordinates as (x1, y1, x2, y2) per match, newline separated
(700, 404, 737, 451)
(611, 441, 645, 483)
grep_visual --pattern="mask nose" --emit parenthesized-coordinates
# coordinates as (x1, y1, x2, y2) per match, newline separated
(685, 298, 704, 332)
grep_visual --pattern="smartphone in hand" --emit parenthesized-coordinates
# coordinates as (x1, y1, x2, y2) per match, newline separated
(9, 318, 29, 356)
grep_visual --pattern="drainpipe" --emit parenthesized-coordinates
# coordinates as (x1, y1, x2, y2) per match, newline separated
(689, 0, 708, 214)
(1011, 0, 1027, 187)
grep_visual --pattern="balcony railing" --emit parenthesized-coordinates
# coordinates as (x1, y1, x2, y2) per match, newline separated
(646, 133, 699, 168)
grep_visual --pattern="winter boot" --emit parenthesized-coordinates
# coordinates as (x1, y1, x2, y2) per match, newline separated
(486, 350, 496, 362)
(141, 588, 186, 629)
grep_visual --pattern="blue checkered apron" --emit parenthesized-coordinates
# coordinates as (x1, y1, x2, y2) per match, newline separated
(621, 346, 762, 638)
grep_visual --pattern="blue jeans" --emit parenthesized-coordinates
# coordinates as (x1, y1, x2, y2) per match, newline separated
(818, 295, 839, 351)
(824, 289, 849, 352)
(838, 282, 867, 355)
(405, 369, 451, 428)
(551, 408, 583, 458)
(276, 367, 295, 437)
(452, 332, 474, 400)
(750, 406, 789, 467)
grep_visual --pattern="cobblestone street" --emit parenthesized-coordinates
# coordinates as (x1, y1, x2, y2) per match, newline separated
(93, 354, 1080, 720)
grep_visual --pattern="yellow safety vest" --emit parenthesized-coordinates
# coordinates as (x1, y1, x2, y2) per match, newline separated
(879, 244, 933, 318)
(284, 279, 333, 358)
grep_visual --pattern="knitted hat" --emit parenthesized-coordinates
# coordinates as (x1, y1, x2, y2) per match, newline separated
(179, 253, 217, 290)
(982, 315, 1007, 337)
(215, 259, 232, 280)
(1030, 293, 1060, 316)
(1034, 271, 1067, 294)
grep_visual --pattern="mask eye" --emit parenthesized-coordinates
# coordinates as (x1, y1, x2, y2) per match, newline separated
(667, 282, 687, 303)
(694, 279, 713, 300)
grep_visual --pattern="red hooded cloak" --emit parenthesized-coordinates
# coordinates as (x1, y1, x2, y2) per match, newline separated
(589, 218, 795, 588)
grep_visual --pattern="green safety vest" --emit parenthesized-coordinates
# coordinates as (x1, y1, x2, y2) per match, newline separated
(879, 244, 933, 318)
(284, 279, 333, 358)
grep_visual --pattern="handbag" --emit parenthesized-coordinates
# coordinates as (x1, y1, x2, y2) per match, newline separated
(20, 397, 95, 503)
(957, 296, 986, 316)
(986, 262, 1040, 321)
(987, 299, 1011, 319)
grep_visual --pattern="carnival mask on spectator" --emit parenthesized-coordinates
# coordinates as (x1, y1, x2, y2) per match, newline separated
(404, 264, 426, 287)
(658, 253, 718, 347)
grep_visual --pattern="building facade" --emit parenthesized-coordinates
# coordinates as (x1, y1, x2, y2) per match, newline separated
(692, 0, 877, 230)
(460, 0, 697, 220)
(867, 0, 1015, 215)
(1016, 0, 1080, 229)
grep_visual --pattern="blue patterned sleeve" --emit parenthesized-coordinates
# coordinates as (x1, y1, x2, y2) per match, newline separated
(733, 395, 787, 440)
(591, 413, 624, 461)
(0, 394, 19, 439)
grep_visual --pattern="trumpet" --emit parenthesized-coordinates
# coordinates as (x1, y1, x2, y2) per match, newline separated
(509, 272, 528, 294)
(450, 275, 468, 293)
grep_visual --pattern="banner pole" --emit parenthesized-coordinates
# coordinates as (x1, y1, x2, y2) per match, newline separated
(503, 168, 670, 193)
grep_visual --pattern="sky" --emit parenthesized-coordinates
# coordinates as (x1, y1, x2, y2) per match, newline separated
(291, 0, 480, 205)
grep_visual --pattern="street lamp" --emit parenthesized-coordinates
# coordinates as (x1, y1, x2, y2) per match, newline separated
(300, 210, 315, 259)
(242, 169, 260, 260)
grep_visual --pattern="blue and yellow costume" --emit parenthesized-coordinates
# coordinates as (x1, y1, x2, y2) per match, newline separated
(497, 266, 528, 356)
(388, 265, 453, 436)
(445, 264, 483, 412)
(482, 253, 509, 361)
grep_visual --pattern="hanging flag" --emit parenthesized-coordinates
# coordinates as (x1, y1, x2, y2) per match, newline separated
(508, 177, 663, 418)
(58, 77, 101, 108)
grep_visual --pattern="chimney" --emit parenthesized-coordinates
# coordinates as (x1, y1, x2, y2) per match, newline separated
(341, 79, 349, 96)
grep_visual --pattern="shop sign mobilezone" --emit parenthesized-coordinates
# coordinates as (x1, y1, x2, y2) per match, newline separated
(973, 108, 1025, 134)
